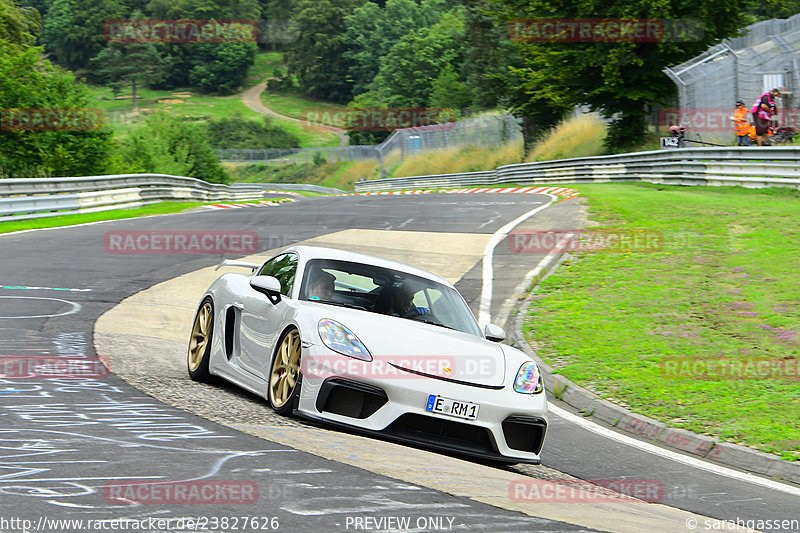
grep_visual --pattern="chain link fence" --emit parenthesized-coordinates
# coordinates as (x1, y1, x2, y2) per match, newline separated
(216, 114, 522, 177)
(664, 14, 800, 145)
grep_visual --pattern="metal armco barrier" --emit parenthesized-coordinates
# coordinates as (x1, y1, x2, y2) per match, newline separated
(354, 147, 800, 192)
(0, 174, 266, 221)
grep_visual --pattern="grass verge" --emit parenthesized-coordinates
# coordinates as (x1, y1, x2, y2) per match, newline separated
(260, 91, 345, 126)
(228, 160, 379, 191)
(526, 113, 607, 162)
(391, 143, 523, 178)
(523, 183, 800, 460)
(0, 201, 212, 234)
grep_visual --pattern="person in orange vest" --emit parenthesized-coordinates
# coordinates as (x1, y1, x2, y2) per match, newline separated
(731, 100, 751, 146)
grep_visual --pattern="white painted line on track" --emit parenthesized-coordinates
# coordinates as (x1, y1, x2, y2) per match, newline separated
(548, 403, 800, 497)
(478, 194, 556, 326)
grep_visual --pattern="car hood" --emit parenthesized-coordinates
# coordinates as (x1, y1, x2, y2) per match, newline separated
(305, 304, 506, 387)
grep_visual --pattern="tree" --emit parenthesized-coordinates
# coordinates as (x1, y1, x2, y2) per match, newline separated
(343, 0, 448, 96)
(284, 0, 364, 103)
(42, 0, 124, 69)
(1, 0, 40, 46)
(187, 41, 258, 94)
(429, 65, 473, 109)
(356, 9, 466, 107)
(0, 22, 112, 178)
(486, 0, 749, 151)
(91, 42, 166, 111)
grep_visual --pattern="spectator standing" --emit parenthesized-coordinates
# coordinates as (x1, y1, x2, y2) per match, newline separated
(752, 88, 780, 146)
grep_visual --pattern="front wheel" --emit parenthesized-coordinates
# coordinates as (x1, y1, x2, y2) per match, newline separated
(268, 328, 302, 416)
(188, 297, 214, 381)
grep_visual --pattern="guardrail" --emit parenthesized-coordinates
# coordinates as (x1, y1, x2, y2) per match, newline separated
(247, 183, 345, 195)
(354, 147, 800, 192)
(0, 174, 267, 221)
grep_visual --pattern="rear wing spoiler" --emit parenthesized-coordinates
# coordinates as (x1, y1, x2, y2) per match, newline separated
(215, 259, 260, 272)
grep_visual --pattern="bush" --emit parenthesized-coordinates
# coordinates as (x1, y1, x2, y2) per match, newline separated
(113, 113, 229, 183)
(205, 113, 300, 149)
(0, 41, 113, 178)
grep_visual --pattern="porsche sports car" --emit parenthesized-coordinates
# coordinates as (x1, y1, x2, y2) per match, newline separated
(188, 246, 547, 463)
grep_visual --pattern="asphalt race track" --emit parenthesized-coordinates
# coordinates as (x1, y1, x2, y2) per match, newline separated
(0, 193, 797, 532)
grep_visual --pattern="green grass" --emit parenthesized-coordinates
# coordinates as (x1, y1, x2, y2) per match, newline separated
(523, 183, 800, 459)
(87, 84, 337, 148)
(260, 91, 345, 126)
(243, 51, 284, 88)
(0, 201, 212, 234)
(526, 113, 607, 162)
(88, 86, 264, 137)
(267, 117, 341, 147)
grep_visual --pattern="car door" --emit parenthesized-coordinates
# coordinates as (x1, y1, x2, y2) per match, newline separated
(237, 253, 298, 380)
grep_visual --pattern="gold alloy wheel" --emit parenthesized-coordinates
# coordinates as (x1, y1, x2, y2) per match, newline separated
(270, 329, 301, 408)
(188, 301, 213, 372)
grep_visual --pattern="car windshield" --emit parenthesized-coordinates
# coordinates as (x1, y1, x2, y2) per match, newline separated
(301, 258, 482, 337)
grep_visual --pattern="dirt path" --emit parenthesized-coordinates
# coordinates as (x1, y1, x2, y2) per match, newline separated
(241, 82, 348, 147)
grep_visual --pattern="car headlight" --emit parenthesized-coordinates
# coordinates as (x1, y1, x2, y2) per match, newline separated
(318, 319, 371, 361)
(514, 361, 543, 394)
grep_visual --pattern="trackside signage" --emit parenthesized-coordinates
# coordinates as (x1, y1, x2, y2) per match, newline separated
(104, 231, 258, 254)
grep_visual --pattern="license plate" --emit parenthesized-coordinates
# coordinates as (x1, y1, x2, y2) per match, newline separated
(425, 394, 479, 420)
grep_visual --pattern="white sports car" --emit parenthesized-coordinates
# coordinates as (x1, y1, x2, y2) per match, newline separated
(188, 246, 547, 463)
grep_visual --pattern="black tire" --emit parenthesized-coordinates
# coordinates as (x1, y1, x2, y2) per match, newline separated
(187, 297, 214, 382)
(268, 328, 302, 416)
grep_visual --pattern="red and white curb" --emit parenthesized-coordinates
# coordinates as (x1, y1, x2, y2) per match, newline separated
(334, 190, 432, 196)
(446, 186, 578, 198)
(204, 199, 296, 210)
(337, 186, 580, 199)
(264, 190, 304, 198)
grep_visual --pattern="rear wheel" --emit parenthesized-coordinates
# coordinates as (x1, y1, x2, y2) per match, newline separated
(188, 297, 214, 381)
(268, 328, 302, 415)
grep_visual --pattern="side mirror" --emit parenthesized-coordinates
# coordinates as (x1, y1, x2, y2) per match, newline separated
(250, 276, 282, 305)
(484, 323, 506, 342)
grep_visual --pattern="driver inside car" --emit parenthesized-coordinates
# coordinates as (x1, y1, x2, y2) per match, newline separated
(376, 285, 429, 317)
(306, 270, 335, 301)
